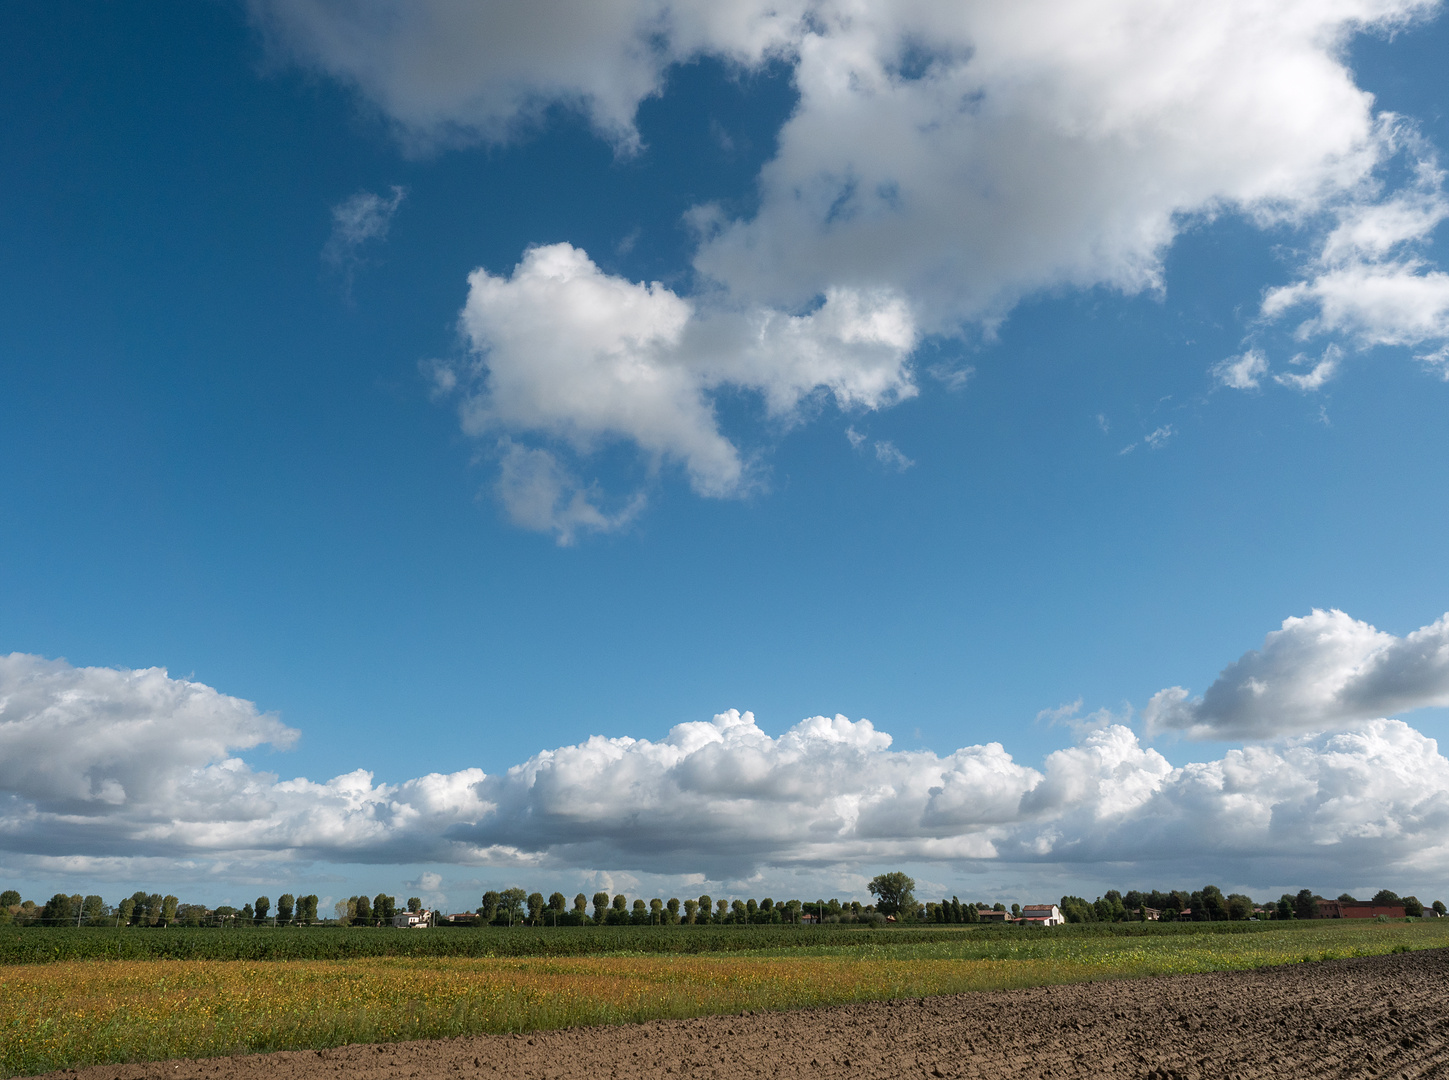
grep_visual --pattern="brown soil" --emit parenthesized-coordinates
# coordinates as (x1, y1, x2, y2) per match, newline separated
(35, 948, 1449, 1080)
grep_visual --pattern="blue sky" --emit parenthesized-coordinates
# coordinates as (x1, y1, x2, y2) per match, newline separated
(3, 0, 1449, 913)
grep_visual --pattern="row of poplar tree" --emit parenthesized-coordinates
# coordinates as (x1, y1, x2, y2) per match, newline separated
(457, 890, 815, 926)
(0, 889, 321, 927)
(335, 895, 430, 925)
(1055, 886, 1443, 923)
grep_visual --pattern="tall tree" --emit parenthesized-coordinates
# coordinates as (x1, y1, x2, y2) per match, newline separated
(592, 892, 610, 924)
(609, 894, 629, 925)
(276, 894, 296, 926)
(407, 897, 423, 914)
(40, 893, 73, 925)
(480, 891, 501, 924)
(81, 895, 108, 924)
(127, 891, 152, 925)
(697, 895, 712, 924)
(867, 872, 916, 918)
(160, 896, 179, 927)
(374, 894, 397, 924)
(176, 903, 208, 926)
(254, 897, 271, 925)
(499, 888, 527, 926)
(1294, 889, 1319, 920)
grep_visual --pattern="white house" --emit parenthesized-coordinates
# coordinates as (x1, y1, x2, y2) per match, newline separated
(1020, 904, 1064, 926)
(392, 909, 434, 928)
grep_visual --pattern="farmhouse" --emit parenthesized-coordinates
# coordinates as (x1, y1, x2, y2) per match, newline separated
(977, 909, 1010, 923)
(392, 909, 435, 928)
(1018, 904, 1065, 926)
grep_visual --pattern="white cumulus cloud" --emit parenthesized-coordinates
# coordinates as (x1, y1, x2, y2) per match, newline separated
(8, 648, 1449, 889)
(0, 653, 297, 818)
(1146, 608, 1449, 741)
(248, 0, 805, 151)
(445, 243, 916, 522)
(493, 441, 647, 545)
(1257, 149, 1449, 358)
(256, 0, 1449, 532)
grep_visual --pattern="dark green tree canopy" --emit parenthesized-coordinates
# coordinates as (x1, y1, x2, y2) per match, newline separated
(867, 872, 916, 917)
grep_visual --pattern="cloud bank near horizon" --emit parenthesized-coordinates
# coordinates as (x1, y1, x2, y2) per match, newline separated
(5, 608, 1449, 890)
(255, 0, 1449, 533)
(1146, 608, 1449, 741)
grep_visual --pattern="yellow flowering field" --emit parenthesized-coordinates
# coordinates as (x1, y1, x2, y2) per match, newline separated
(3, 921, 1447, 1077)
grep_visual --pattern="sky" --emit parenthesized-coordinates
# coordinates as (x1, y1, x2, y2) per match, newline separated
(2, 0, 1449, 915)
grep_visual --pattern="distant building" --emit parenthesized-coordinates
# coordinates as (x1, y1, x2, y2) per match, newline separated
(1018, 904, 1064, 926)
(977, 909, 1010, 923)
(393, 909, 435, 928)
(1314, 900, 1406, 919)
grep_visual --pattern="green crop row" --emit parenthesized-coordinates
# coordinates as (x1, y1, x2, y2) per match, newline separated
(0, 916, 1420, 965)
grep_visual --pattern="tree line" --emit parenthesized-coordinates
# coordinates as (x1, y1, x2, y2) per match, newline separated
(0, 889, 321, 927)
(1055, 886, 1445, 923)
(6, 875, 1442, 930)
(448, 873, 976, 927)
(455, 890, 814, 927)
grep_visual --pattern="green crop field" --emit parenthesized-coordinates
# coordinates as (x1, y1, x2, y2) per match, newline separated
(2, 920, 1446, 1078)
(0, 916, 1350, 962)
(0, 915, 1401, 965)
